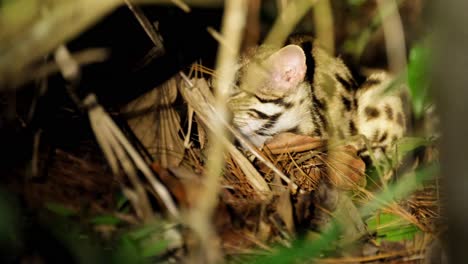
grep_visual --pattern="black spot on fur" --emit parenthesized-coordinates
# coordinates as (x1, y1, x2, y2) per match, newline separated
(312, 94, 327, 111)
(254, 95, 293, 109)
(250, 109, 270, 119)
(379, 132, 388, 143)
(234, 77, 241, 88)
(317, 110, 328, 132)
(314, 126, 322, 137)
(310, 109, 324, 136)
(335, 73, 357, 91)
(310, 94, 328, 133)
(360, 77, 382, 89)
(372, 129, 380, 141)
(254, 112, 282, 135)
(282, 101, 294, 109)
(365, 106, 380, 120)
(342, 96, 352, 111)
(255, 130, 273, 136)
(265, 112, 282, 127)
(349, 120, 357, 136)
(286, 126, 300, 134)
(380, 145, 387, 153)
(396, 112, 404, 126)
(384, 104, 394, 120)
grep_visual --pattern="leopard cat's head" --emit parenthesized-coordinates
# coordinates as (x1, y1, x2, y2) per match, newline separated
(227, 45, 316, 147)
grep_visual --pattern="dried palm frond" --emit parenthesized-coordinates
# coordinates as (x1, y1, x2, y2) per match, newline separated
(85, 93, 179, 220)
(122, 78, 185, 168)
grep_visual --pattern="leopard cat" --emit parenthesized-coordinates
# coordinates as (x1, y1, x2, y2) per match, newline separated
(228, 36, 407, 161)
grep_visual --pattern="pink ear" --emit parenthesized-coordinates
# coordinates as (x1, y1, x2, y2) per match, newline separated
(262, 45, 307, 94)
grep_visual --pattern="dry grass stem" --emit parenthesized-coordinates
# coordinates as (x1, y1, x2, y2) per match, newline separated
(170, 0, 191, 12)
(53, 45, 80, 81)
(207, 27, 237, 55)
(132, 0, 222, 7)
(123, 78, 185, 167)
(27, 48, 109, 85)
(125, 0, 166, 49)
(313, 0, 335, 55)
(102, 103, 180, 218)
(376, 0, 407, 73)
(263, 0, 318, 48)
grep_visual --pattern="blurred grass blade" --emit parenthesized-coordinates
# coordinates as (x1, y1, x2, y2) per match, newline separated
(264, 0, 318, 48)
(313, 0, 334, 55)
(366, 212, 420, 242)
(89, 215, 122, 226)
(408, 41, 432, 118)
(360, 163, 439, 217)
(45, 202, 78, 217)
(250, 223, 340, 264)
(395, 136, 433, 162)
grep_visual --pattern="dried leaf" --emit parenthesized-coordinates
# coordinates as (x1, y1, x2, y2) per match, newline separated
(152, 163, 189, 208)
(264, 132, 325, 154)
(327, 145, 366, 189)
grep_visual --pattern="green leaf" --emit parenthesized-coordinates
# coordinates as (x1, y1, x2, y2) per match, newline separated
(116, 192, 129, 211)
(366, 212, 420, 242)
(112, 236, 144, 264)
(141, 240, 169, 257)
(347, 0, 366, 7)
(89, 215, 122, 226)
(408, 42, 432, 118)
(360, 163, 438, 217)
(249, 223, 341, 264)
(45, 202, 77, 217)
(395, 136, 433, 161)
(128, 224, 163, 241)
